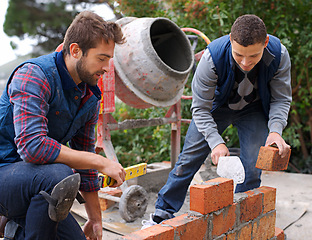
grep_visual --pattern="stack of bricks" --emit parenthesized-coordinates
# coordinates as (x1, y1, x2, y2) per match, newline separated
(120, 177, 285, 240)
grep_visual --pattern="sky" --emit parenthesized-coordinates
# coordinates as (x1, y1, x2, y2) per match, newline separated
(0, 0, 115, 66)
(0, 0, 36, 66)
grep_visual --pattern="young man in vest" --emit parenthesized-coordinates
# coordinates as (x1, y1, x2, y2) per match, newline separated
(142, 14, 292, 228)
(0, 11, 126, 239)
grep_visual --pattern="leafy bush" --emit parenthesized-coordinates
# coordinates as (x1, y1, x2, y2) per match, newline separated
(109, 102, 171, 167)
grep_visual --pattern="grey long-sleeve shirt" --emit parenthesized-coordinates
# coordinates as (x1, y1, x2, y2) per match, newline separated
(191, 44, 292, 150)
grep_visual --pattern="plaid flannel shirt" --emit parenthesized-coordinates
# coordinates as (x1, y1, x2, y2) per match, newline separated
(8, 52, 101, 191)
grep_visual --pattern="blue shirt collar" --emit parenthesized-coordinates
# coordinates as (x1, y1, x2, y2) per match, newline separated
(56, 51, 102, 100)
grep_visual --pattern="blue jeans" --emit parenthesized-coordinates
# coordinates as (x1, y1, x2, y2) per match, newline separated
(0, 161, 86, 240)
(155, 101, 268, 219)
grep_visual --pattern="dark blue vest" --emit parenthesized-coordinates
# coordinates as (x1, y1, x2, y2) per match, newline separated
(0, 52, 100, 167)
(207, 35, 281, 117)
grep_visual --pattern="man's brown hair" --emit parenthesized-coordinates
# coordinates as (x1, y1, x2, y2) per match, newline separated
(231, 14, 267, 47)
(63, 11, 125, 56)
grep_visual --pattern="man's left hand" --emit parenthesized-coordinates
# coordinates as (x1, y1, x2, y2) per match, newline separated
(83, 219, 102, 240)
(265, 132, 290, 158)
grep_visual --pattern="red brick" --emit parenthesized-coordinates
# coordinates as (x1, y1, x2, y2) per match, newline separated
(252, 211, 276, 240)
(162, 214, 208, 240)
(211, 205, 236, 238)
(257, 186, 276, 213)
(227, 223, 252, 240)
(236, 223, 252, 240)
(275, 227, 285, 240)
(256, 146, 291, 171)
(227, 231, 236, 240)
(190, 178, 234, 214)
(121, 224, 174, 240)
(240, 189, 263, 223)
(98, 189, 122, 211)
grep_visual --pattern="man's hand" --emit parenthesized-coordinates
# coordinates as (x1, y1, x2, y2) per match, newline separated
(56, 145, 126, 187)
(83, 219, 102, 240)
(100, 160, 126, 187)
(265, 132, 291, 158)
(80, 191, 103, 240)
(211, 143, 230, 165)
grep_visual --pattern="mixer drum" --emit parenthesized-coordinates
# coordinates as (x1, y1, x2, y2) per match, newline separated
(114, 17, 194, 108)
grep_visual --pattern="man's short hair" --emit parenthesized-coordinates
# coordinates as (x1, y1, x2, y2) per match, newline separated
(230, 14, 267, 47)
(63, 11, 125, 56)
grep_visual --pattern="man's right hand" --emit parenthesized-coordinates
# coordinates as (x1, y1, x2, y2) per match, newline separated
(211, 143, 230, 165)
(56, 145, 126, 187)
(100, 159, 126, 187)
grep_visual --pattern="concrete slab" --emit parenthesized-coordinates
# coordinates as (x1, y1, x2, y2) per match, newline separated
(261, 171, 312, 240)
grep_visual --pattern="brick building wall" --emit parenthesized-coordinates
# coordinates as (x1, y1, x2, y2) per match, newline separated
(120, 178, 285, 240)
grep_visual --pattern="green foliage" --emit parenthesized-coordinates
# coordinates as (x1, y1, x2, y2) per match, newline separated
(5, 0, 312, 171)
(109, 102, 171, 167)
(4, 0, 77, 54)
(114, 0, 164, 17)
(222, 125, 239, 148)
(108, 96, 193, 167)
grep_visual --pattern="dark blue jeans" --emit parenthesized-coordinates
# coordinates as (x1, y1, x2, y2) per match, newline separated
(0, 161, 86, 240)
(155, 101, 268, 219)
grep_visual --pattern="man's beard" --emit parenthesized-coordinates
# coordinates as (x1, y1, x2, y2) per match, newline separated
(76, 58, 104, 86)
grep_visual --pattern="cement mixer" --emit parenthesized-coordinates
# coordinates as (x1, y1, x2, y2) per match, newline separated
(93, 17, 202, 223)
(113, 17, 194, 108)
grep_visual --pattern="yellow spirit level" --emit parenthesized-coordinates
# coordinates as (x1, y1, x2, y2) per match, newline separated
(98, 163, 147, 188)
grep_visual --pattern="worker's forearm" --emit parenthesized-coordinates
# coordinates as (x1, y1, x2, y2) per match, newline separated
(80, 191, 102, 222)
(54, 144, 105, 171)
(55, 144, 126, 186)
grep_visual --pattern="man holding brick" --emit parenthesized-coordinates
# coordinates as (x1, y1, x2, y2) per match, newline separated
(142, 14, 291, 228)
(0, 11, 126, 239)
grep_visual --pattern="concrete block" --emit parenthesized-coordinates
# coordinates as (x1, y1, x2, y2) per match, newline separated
(256, 146, 291, 171)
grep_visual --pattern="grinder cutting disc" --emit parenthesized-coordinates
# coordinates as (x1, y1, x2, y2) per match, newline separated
(217, 156, 245, 184)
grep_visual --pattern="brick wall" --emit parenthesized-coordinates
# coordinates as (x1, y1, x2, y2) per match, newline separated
(120, 178, 285, 240)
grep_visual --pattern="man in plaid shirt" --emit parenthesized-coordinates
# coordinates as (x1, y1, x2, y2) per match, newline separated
(0, 11, 126, 239)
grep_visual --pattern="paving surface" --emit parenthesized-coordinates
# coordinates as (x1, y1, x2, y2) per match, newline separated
(261, 171, 312, 240)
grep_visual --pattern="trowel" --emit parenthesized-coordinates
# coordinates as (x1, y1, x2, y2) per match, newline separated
(216, 156, 245, 184)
